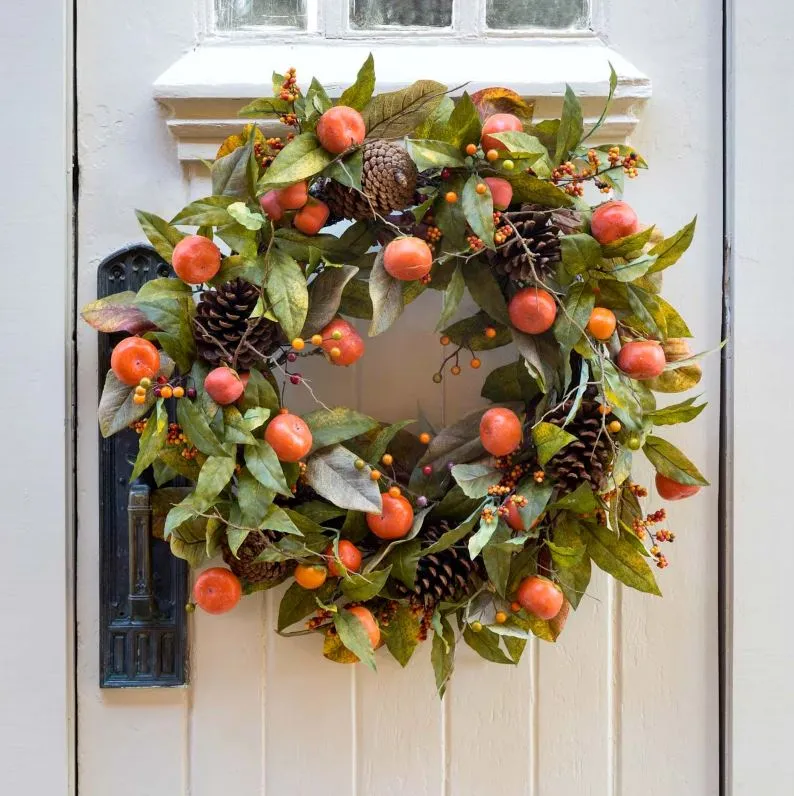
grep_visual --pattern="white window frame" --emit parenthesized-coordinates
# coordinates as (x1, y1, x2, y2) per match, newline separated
(201, 0, 601, 42)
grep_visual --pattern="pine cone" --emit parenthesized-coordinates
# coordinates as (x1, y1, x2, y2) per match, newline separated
(221, 530, 293, 587)
(490, 205, 579, 283)
(398, 521, 484, 607)
(544, 397, 614, 493)
(320, 140, 418, 221)
(194, 277, 283, 369)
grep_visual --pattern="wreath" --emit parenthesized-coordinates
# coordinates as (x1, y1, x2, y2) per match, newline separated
(82, 56, 709, 693)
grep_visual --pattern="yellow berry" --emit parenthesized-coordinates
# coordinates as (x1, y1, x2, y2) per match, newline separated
(354, 458, 366, 470)
(381, 454, 394, 466)
(172, 386, 185, 398)
(470, 621, 483, 632)
(291, 338, 305, 351)
(598, 404, 612, 415)
(139, 377, 152, 388)
(608, 420, 622, 433)
(132, 395, 146, 405)
(134, 385, 146, 396)
(502, 160, 515, 171)
(388, 485, 401, 497)
(329, 346, 342, 359)
(311, 334, 323, 346)
(495, 611, 508, 624)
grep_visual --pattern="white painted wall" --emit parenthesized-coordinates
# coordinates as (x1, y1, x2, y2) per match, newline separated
(731, 1, 794, 793)
(0, 0, 74, 794)
(76, 1, 722, 794)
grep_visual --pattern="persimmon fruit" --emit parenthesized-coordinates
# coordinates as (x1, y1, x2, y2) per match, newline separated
(193, 567, 242, 615)
(277, 181, 309, 210)
(294, 564, 328, 590)
(484, 177, 513, 210)
(505, 501, 524, 532)
(294, 198, 330, 236)
(259, 190, 284, 221)
(508, 287, 557, 334)
(111, 336, 161, 386)
(326, 540, 363, 577)
(656, 473, 701, 500)
(171, 235, 222, 284)
(587, 307, 617, 341)
(479, 407, 523, 457)
(204, 367, 245, 405)
(616, 340, 666, 380)
(265, 412, 313, 462)
(320, 317, 364, 366)
(316, 106, 366, 154)
(366, 493, 414, 540)
(590, 201, 640, 245)
(347, 605, 381, 648)
(516, 575, 563, 620)
(480, 113, 523, 151)
(383, 237, 433, 281)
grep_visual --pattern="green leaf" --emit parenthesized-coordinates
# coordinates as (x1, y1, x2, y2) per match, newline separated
(490, 130, 549, 164)
(505, 172, 573, 208)
(532, 422, 577, 467)
(604, 253, 656, 283)
(647, 217, 697, 273)
(363, 420, 415, 464)
(238, 368, 280, 414)
(553, 282, 594, 352)
(134, 278, 196, 372)
(305, 77, 332, 122)
(265, 248, 309, 341)
(339, 53, 376, 110)
(278, 581, 335, 631)
(601, 226, 655, 259)
(227, 201, 265, 230)
(303, 407, 379, 451)
(407, 139, 466, 170)
(176, 398, 229, 457)
(451, 462, 501, 498)
(241, 406, 270, 432)
(135, 211, 185, 263)
(643, 435, 709, 486)
(554, 85, 584, 164)
(626, 284, 665, 339)
(431, 617, 456, 696)
(257, 132, 334, 190)
(341, 567, 392, 601)
(582, 522, 661, 595)
(514, 480, 554, 531)
(442, 311, 511, 351)
(304, 444, 383, 513)
(363, 79, 448, 139)
(511, 330, 561, 394)
(97, 353, 175, 438)
(238, 97, 291, 117)
(193, 455, 236, 508)
(368, 248, 403, 337)
(483, 524, 512, 596)
(323, 150, 363, 191)
(222, 406, 258, 445)
(302, 264, 359, 335)
(171, 195, 237, 227)
(443, 92, 482, 148)
(461, 260, 509, 323)
(414, 96, 454, 140)
(237, 468, 276, 527)
(552, 482, 598, 513)
(383, 539, 421, 589)
(553, 515, 591, 609)
(260, 504, 303, 536)
(468, 514, 500, 560)
(580, 62, 618, 143)
(423, 510, 480, 555)
(334, 609, 377, 670)
(462, 174, 495, 249)
(481, 360, 539, 403)
(560, 233, 602, 276)
(212, 135, 254, 198)
(650, 397, 707, 425)
(463, 625, 513, 664)
(244, 439, 291, 497)
(434, 264, 465, 331)
(156, 447, 201, 482)
(130, 401, 168, 481)
(383, 605, 421, 667)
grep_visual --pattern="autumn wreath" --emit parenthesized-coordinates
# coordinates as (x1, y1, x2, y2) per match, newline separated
(82, 56, 709, 693)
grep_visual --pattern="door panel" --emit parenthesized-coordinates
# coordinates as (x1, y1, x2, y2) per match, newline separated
(77, 1, 722, 793)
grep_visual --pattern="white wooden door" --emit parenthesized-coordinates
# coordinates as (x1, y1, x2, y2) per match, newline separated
(76, 1, 723, 793)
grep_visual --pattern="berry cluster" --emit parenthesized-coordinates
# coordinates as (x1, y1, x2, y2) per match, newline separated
(492, 211, 515, 247)
(631, 507, 667, 540)
(496, 492, 528, 519)
(606, 146, 640, 178)
(166, 423, 198, 460)
(254, 136, 287, 170)
(277, 67, 299, 103)
(433, 335, 481, 381)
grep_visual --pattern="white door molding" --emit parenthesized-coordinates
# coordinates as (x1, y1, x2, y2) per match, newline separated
(0, 0, 75, 793)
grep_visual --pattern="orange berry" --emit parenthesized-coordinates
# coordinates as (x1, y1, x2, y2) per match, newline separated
(465, 143, 478, 156)
(598, 404, 612, 415)
(470, 358, 481, 369)
(440, 335, 451, 346)
(484, 326, 497, 339)
(510, 601, 522, 613)
(388, 485, 401, 497)
(450, 365, 461, 376)
(294, 564, 328, 590)
(495, 611, 508, 624)
(329, 346, 342, 359)
(132, 394, 146, 405)
(160, 385, 173, 399)
(265, 412, 313, 462)
(475, 183, 488, 195)
(193, 568, 242, 615)
(171, 235, 222, 285)
(381, 454, 394, 466)
(486, 149, 499, 162)
(291, 337, 305, 351)
(419, 432, 431, 444)
(608, 420, 622, 433)
(172, 386, 185, 398)
(370, 469, 382, 481)
(311, 334, 323, 346)
(367, 493, 414, 540)
(111, 336, 161, 386)
(445, 191, 458, 203)
(134, 385, 147, 396)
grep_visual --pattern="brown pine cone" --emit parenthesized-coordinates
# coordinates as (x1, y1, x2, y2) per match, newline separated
(221, 530, 293, 587)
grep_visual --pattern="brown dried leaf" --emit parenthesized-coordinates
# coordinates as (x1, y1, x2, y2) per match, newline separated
(81, 291, 156, 335)
(470, 87, 534, 122)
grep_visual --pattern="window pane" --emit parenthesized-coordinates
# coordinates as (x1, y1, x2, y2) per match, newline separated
(350, 0, 452, 28)
(215, 0, 306, 30)
(486, 0, 589, 30)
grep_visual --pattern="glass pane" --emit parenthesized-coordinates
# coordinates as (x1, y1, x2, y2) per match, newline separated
(215, 0, 306, 30)
(350, 0, 453, 28)
(486, 0, 589, 30)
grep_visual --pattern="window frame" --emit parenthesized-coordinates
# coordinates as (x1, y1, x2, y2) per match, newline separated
(203, 0, 599, 41)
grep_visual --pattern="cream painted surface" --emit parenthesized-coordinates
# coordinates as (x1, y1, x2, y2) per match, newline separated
(0, 0, 74, 793)
(77, 2, 722, 793)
